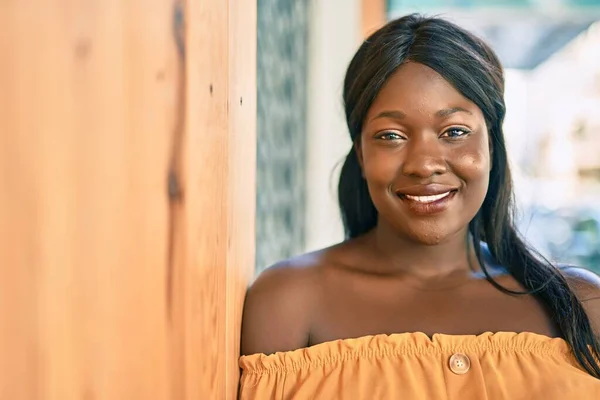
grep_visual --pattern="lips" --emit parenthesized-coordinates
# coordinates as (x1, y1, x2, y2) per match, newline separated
(404, 192, 452, 203)
(395, 183, 458, 197)
(395, 184, 459, 215)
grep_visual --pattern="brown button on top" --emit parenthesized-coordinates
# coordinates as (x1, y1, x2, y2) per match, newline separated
(449, 353, 471, 375)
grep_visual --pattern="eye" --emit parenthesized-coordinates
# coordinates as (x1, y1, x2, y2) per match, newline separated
(375, 131, 405, 141)
(441, 127, 471, 138)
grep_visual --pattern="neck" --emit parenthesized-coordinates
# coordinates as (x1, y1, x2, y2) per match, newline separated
(366, 221, 479, 280)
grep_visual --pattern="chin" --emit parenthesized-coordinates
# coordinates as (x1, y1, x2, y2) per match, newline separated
(400, 221, 462, 246)
(407, 232, 449, 246)
(375, 202, 471, 246)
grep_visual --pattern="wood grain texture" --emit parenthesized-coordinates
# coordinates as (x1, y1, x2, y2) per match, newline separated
(184, 0, 256, 398)
(1, 1, 176, 399)
(226, 0, 257, 397)
(0, 0, 256, 399)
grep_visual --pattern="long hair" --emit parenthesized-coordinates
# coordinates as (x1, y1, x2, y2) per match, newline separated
(338, 14, 600, 377)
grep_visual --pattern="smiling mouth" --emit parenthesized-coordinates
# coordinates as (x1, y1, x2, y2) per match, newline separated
(403, 192, 453, 203)
(395, 188, 458, 215)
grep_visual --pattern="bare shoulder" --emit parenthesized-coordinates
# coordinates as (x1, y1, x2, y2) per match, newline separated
(560, 266, 600, 332)
(560, 265, 600, 300)
(240, 250, 326, 356)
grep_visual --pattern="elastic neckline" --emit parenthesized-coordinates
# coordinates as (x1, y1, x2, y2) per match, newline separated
(240, 331, 573, 375)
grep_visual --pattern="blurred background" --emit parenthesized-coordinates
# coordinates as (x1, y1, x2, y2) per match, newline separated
(256, 0, 600, 274)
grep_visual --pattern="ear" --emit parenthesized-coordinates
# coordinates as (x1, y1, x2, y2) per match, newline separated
(354, 140, 365, 177)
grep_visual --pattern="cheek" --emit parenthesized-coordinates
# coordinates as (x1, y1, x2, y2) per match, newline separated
(455, 148, 491, 192)
(461, 151, 489, 171)
(362, 149, 398, 186)
(455, 131, 491, 174)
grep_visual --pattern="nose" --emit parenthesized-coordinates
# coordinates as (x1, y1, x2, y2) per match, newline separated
(401, 135, 448, 178)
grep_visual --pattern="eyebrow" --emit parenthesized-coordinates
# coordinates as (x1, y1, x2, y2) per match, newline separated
(435, 107, 472, 118)
(370, 107, 472, 122)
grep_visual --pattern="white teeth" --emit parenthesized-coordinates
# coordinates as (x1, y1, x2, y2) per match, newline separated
(404, 192, 451, 203)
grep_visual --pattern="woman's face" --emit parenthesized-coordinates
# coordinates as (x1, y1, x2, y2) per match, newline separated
(358, 62, 491, 245)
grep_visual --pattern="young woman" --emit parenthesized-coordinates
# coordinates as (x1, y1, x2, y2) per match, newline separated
(239, 14, 600, 399)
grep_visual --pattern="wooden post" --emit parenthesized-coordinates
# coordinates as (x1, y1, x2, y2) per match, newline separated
(362, 0, 387, 38)
(0, 0, 256, 399)
(185, 0, 256, 398)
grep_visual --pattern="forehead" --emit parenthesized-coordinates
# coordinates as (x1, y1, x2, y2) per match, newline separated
(366, 62, 481, 119)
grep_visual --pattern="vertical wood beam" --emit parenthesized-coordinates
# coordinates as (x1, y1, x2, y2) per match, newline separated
(0, 1, 256, 399)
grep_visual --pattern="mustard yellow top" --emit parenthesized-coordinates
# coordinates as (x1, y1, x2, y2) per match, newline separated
(239, 332, 600, 399)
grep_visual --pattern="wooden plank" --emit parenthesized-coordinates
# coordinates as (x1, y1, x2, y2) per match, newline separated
(0, 1, 177, 399)
(1, 0, 256, 399)
(226, 0, 257, 397)
(183, 0, 228, 398)
(0, 0, 256, 400)
(184, 0, 256, 398)
(362, 0, 387, 37)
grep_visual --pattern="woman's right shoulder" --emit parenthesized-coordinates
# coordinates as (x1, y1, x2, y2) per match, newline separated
(240, 246, 346, 356)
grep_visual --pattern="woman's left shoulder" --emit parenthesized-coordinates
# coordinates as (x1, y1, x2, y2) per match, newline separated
(559, 265, 600, 298)
(559, 265, 600, 330)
